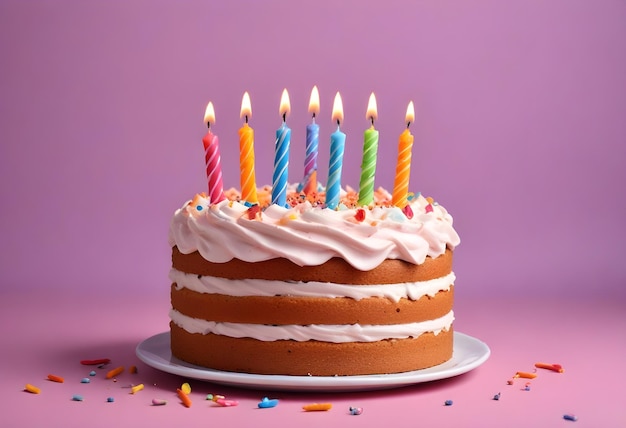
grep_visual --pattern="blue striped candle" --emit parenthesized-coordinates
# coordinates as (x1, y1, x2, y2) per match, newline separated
(302, 86, 320, 194)
(272, 89, 291, 206)
(325, 92, 346, 210)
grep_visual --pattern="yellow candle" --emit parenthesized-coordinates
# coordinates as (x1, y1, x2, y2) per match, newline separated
(392, 101, 415, 208)
(238, 92, 258, 204)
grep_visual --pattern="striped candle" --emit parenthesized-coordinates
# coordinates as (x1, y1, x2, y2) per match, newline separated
(238, 92, 258, 204)
(358, 93, 379, 206)
(272, 89, 291, 206)
(303, 86, 320, 194)
(202, 102, 226, 204)
(325, 92, 346, 210)
(392, 101, 416, 208)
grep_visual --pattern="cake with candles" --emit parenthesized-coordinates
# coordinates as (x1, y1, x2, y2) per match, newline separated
(168, 89, 460, 376)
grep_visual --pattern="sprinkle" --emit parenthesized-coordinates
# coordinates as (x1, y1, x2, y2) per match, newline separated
(354, 208, 366, 222)
(130, 384, 144, 394)
(24, 384, 41, 394)
(180, 382, 191, 394)
(89, 371, 96, 376)
(524, 385, 531, 391)
(303, 403, 332, 411)
(493, 392, 501, 400)
(72, 394, 84, 401)
(426, 196, 434, 204)
(444, 400, 453, 406)
(107, 397, 115, 403)
(215, 398, 239, 407)
(47, 374, 64, 383)
(80, 358, 111, 366)
(129, 365, 138, 374)
(177, 388, 192, 408)
(563, 414, 578, 421)
(349, 406, 363, 415)
(402, 204, 414, 219)
(105, 366, 124, 379)
(535, 362, 564, 373)
(258, 397, 279, 408)
(515, 371, 537, 379)
(196, 205, 203, 211)
(246, 204, 262, 220)
(152, 398, 167, 406)
(80, 378, 90, 383)
(206, 394, 225, 402)
(425, 204, 434, 213)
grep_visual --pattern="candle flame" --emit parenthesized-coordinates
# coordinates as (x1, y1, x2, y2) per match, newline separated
(332, 92, 344, 125)
(366, 92, 378, 123)
(279, 88, 291, 119)
(203, 102, 215, 125)
(405, 101, 415, 125)
(240, 92, 252, 120)
(308, 86, 320, 116)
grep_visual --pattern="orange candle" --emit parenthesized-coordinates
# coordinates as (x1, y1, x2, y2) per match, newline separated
(238, 92, 258, 204)
(391, 101, 415, 208)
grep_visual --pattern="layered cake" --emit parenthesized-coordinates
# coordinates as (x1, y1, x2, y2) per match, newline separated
(168, 186, 460, 376)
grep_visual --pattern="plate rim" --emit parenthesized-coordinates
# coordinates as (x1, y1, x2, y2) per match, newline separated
(136, 331, 490, 392)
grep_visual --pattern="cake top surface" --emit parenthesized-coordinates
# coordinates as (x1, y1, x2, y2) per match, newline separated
(169, 186, 460, 271)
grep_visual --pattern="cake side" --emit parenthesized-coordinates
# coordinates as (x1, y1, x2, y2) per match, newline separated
(168, 187, 460, 376)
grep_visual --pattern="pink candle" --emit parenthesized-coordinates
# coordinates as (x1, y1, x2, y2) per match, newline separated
(202, 102, 226, 204)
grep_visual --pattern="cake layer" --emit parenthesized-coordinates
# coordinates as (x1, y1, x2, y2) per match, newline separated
(172, 246, 453, 284)
(170, 310, 454, 342)
(170, 269, 455, 301)
(170, 285, 454, 325)
(170, 323, 453, 376)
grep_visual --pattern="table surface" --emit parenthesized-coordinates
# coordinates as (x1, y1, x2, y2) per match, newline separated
(1, 290, 624, 428)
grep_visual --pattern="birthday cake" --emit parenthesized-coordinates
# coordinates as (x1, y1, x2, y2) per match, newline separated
(168, 186, 460, 376)
(168, 89, 460, 376)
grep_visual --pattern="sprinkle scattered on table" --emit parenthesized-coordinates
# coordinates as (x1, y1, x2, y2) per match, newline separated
(24, 384, 41, 394)
(302, 403, 332, 411)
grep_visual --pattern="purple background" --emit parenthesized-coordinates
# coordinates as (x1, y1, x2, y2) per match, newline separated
(1, 0, 625, 299)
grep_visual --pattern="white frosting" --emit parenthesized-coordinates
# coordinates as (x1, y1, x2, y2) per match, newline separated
(170, 309, 454, 343)
(170, 269, 455, 302)
(168, 189, 460, 270)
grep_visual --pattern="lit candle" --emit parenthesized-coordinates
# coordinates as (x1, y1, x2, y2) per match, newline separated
(238, 92, 258, 204)
(392, 101, 415, 208)
(325, 92, 346, 210)
(272, 89, 291, 206)
(202, 102, 226, 204)
(358, 93, 379, 206)
(303, 86, 320, 194)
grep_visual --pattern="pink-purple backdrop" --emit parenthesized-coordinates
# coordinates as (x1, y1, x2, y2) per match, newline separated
(1, 0, 625, 298)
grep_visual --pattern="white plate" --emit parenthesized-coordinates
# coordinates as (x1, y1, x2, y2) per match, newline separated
(136, 331, 490, 392)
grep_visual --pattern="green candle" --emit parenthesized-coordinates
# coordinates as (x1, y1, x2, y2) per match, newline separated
(358, 93, 379, 206)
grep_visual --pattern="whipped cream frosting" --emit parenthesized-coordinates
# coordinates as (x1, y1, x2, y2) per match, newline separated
(169, 188, 460, 270)
(170, 309, 454, 342)
(170, 269, 455, 302)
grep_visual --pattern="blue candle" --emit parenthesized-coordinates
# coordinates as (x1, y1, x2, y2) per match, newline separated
(272, 89, 291, 206)
(325, 92, 346, 210)
(302, 86, 320, 194)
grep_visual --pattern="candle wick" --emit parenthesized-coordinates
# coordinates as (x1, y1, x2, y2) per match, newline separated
(207, 122, 211, 130)
(336, 119, 340, 127)
(245, 115, 249, 124)
(370, 117, 375, 126)
(282, 112, 286, 122)
(406, 121, 411, 129)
